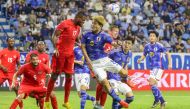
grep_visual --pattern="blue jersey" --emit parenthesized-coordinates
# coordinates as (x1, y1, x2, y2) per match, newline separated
(81, 31, 113, 61)
(107, 48, 132, 81)
(74, 46, 90, 74)
(143, 42, 167, 69)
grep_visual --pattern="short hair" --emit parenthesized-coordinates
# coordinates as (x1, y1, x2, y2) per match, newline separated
(75, 10, 88, 18)
(125, 37, 135, 44)
(110, 25, 119, 30)
(37, 41, 45, 45)
(30, 53, 38, 59)
(6, 37, 14, 42)
(148, 30, 159, 37)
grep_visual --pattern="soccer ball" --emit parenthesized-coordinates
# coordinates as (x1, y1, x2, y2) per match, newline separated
(107, 3, 120, 14)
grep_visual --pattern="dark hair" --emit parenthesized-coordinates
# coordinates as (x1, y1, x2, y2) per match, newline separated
(125, 36, 135, 44)
(75, 10, 87, 18)
(6, 37, 14, 42)
(148, 30, 159, 37)
(30, 53, 38, 59)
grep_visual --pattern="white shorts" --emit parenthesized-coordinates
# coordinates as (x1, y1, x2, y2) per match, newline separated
(149, 68, 164, 81)
(92, 57, 122, 81)
(74, 73, 90, 91)
(109, 79, 132, 95)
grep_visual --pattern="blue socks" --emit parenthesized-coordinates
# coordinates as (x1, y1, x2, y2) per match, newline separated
(109, 89, 121, 102)
(80, 90, 95, 109)
(151, 85, 165, 103)
(80, 90, 87, 109)
(112, 99, 119, 109)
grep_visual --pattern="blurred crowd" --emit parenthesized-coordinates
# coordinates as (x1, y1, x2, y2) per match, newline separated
(0, 0, 190, 53)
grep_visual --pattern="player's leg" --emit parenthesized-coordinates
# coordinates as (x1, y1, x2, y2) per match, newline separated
(62, 55, 74, 109)
(100, 88, 107, 108)
(8, 78, 23, 109)
(117, 82, 134, 109)
(38, 97, 45, 109)
(149, 69, 166, 108)
(45, 55, 63, 109)
(50, 91, 58, 109)
(10, 93, 25, 109)
(94, 68, 128, 108)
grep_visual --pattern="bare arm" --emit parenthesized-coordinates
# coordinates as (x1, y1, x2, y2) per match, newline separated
(52, 30, 61, 56)
(137, 55, 146, 64)
(81, 44, 92, 70)
(165, 51, 172, 69)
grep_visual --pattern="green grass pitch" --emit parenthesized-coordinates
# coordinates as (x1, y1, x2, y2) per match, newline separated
(0, 91, 190, 109)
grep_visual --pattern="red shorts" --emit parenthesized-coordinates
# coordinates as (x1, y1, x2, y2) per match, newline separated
(18, 84, 47, 97)
(51, 54, 74, 74)
(0, 72, 14, 87)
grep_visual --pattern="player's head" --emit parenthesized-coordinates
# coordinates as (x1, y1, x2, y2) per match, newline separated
(37, 41, 45, 53)
(74, 10, 87, 27)
(7, 37, 15, 48)
(123, 37, 134, 52)
(148, 30, 158, 43)
(110, 25, 119, 39)
(92, 15, 106, 33)
(30, 53, 39, 66)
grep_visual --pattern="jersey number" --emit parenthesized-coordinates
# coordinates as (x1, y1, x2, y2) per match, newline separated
(8, 58, 13, 63)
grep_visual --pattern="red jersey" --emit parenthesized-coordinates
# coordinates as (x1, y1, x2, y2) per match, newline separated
(17, 63, 51, 86)
(0, 48, 20, 73)
(56, 19, 81, 55)
(25, 50, 50, 66)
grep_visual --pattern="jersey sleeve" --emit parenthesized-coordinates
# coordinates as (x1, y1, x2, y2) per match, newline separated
(143, 45, 148, 56)
(25, 52, 31, 63)
(44, 64, 51, 74)
(17, 65, 25, 75)
(159, 44, 167, 53)
(81, 33, 87, 44)
(56, 21, 67, 32)
(104, 34, 113, 44)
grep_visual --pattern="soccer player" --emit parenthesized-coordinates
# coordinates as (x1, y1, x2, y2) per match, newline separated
(137, 30, 171, 109)
(81, 16, 129, 108)
(95, 25, 120, 109)
(108, 38, 134, 109)
(74, 45, 95, 109)
(10, 53, 51, 109)
(45, 10, 87, 109)
(25, 41, 58, 109)
(0, 37, 23, 109)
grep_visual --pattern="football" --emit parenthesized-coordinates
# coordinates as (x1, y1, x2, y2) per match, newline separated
(107, 3, 120, 14)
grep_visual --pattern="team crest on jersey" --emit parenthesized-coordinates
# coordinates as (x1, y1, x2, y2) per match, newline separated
(90, 41, 94, 46)
(38, 71, 42, 74)
(149, 52, 155, 57)
(97, 37, 101, 42)
(73, 31, 77, 37)
(154, 47, 158, 51)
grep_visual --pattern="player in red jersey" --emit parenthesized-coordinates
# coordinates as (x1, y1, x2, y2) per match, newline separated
(10, 53, 51, 109)
(0, 37, 23, 109)
(45, 10, 87, 109)
(25, 41, 58, 109)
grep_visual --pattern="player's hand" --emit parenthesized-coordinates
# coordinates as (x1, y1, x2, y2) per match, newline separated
(54, 48, 59, 57)
(10, 82, 15, 91)
(1, 66, 8, 73)
(137, 59, 141, 64)
(78, 61, 84, 66)
(168, 64, 172, 69)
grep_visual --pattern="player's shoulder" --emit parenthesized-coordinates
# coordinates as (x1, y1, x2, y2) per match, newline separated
(100, 31, 111, 37)
(156, 42, 164, 47)
(144, 42, 150, 47)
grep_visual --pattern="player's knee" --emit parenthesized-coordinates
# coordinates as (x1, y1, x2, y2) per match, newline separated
(125, 96, 134, 104)
(51, 73, 59, 80)
(119, 69, 128, 77)
(80, 85, 87, 91)
(65, 74, 72, 78)
(50, 91, 56, 97)
(148, 78, 157, 86)
(17, 94, 25, 101)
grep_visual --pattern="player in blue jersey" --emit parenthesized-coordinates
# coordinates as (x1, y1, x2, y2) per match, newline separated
(81, 16, 129, 108)
(108, 38, 134, 109)
(138, 30, 171, 109)
(74, 45, 95, 109)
